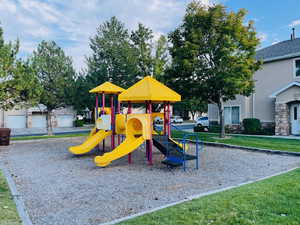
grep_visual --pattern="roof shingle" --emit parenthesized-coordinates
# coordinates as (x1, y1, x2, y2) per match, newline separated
(256, 38, 300, 61)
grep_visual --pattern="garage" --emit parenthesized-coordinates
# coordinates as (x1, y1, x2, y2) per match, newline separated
(6, 115, 26, 128)
(56, 115, 74, 128)
(31, 113, 47, 128)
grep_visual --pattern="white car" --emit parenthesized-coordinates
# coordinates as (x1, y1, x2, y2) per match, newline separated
(196, 116, 209, 127)
(171, 116, 183, 124)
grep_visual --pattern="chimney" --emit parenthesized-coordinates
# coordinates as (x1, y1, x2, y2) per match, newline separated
(292, 28, 296, 40)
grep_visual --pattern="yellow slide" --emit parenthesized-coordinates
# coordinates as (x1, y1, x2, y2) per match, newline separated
(94, 136, 145, 167)
(69, 130, 112, 155)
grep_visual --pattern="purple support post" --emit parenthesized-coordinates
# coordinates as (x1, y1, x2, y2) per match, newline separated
(128, 101, 132, 164)
(110, 95, 115, 150)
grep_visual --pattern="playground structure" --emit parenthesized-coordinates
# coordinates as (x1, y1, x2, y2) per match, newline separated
(69, 76, 201, 170)
(69, 82, 124, 155)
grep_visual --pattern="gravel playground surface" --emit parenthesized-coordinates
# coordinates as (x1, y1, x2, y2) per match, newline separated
(0, 137, 300, 225)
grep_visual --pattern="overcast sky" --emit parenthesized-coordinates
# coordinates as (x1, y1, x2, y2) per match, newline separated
(0, 0, 299, 72)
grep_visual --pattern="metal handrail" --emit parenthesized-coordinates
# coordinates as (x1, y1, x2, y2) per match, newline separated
(155, 123, 203, 171)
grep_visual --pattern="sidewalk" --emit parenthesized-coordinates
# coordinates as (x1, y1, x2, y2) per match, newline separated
(11, 125, 93, 137)
(11, 123, 195, 137)
(184, 129, 300, 140)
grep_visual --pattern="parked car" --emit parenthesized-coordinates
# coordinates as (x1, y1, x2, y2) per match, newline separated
(76, 115, 84, 120)
(154, 117, 163, 124)
(194, 117, 209, 132)
(171, 116, 183, 124)
(196, 116, 209, 127)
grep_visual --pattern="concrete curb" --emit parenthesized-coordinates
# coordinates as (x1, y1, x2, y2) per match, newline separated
(11, 129, 91, 137)
(173, 138, 300, 157)
(0, 163, 33, 225)
(100, 167, 299, 225)
(203, 141, 300, 156)
(10, 136, 86, 144)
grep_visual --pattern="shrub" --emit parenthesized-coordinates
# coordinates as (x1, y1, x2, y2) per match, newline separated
(260, 125, 275, 135)
(74, 119, 84, 127)
(194, 124, 205, 132)
(208, 125, 221, 133)
(242, 118, 261, 134)
(209, 121, 219, 126)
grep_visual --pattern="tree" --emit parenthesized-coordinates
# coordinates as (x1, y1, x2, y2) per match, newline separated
(87, 17, 139, 89)
(186, 98, 208, 120)
(173, 98, 207, 121)
(168, 2, 261, 137)
(32, 41, 76, 135)
(131, 23, 154, 77)
(71, 70, 93, 111)
(153, 35, 169, 81)
(0, 26, 41, 114)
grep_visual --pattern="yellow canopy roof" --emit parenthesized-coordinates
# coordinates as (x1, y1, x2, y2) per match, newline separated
(89, 82, 125, 94)
(118, 76, 181, 103)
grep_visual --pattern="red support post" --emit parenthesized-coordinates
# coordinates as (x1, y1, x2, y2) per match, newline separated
(148, 101, 153, 165)
(95, 94, 99, 120)
(102, 93, 105, 115)
(102, 93, 106, 152)
(146, 102, 149, 159)
(95, 94, 100, 152)
(117, 99, 121, 146)
(163, 103, 166, 136)
(167, 102, 171, 138)
(110, 95, 115, 150)
(128, 101, 132, 164)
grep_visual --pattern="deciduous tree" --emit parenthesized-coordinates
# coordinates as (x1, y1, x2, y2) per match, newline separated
(0, 26, 41, 115)
(168, 2, 261, 137)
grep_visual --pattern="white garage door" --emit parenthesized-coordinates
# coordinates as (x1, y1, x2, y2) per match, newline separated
(32, 114, 47, 128)
(57, 115, 74, 128)
(6, 115, 26, 128)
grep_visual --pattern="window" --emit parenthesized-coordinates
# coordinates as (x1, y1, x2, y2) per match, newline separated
(295, 59, 300, 77)
(294, 106, 298, 120)
(224, 106, 240, 125)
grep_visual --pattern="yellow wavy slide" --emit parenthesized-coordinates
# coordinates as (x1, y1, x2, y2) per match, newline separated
(69, 129, 112, 155)
(94, 136, 145, 167)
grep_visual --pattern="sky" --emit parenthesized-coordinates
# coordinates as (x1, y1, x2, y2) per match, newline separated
(0, 0, 300, 72)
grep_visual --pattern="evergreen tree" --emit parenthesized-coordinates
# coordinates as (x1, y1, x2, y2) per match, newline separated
(87, 17, 139, 88)
(32, 41, 76, 135)
(131, 23, 154, 77)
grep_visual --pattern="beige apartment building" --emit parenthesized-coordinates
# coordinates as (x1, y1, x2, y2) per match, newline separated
(209, 36, 300, 136)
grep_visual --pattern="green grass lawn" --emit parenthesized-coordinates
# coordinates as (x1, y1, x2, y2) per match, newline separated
(120, 169, 300, 225)
(11, 132, 88, 141)
(0, 171, 21, 225)
(172, 130, 300, 152)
